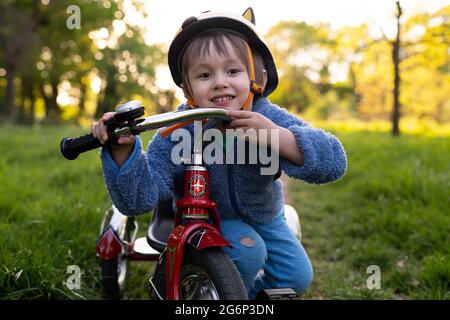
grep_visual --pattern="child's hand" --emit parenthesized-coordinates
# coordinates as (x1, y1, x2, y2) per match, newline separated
(226, 110, 278, 131)
(91, 112, 135, 166)
(227, 110, 305, 165)
(91, 112, 135, 146)
(226, 110, 279, 145)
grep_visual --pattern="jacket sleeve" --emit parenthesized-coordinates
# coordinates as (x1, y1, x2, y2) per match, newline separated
(100, 132, 179, 216)
(262, 103, 347, 184)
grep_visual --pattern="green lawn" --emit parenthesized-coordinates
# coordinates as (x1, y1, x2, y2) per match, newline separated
(297, 130, 450, 300)
(0, 124, 448, 299)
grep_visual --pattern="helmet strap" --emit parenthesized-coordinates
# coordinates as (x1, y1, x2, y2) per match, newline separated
(186, 97, 197, 108)
(242, 42, 262, 110)
(161, 42, 261, 138)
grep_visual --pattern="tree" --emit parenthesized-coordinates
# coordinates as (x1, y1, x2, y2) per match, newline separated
(265, 21, 335, 115)
(0, 0, 169, 123)
(93, 6, 166, 118)
(0, 0, 119, 123)
(0, 2, 36, 122)
(401, 5, 450, 123)
(352, 2, 450, 127)
(392, 1, 402, 136)
(34, 0, 117, 122)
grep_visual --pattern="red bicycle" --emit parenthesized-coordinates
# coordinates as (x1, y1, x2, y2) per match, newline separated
(60, 101, 300, 300)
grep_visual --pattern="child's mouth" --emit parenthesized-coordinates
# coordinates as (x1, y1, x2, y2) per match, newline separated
(211, 96, 234, 104)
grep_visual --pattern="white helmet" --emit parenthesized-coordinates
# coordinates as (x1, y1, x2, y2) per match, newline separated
(168, 8, 278, 97)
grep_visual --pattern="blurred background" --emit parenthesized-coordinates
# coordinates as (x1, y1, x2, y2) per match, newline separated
(0, 0, 448, 300)
(0, 0, 448, 133)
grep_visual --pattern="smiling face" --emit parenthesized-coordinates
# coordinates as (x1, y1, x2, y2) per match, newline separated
(184, 37, 251, 111)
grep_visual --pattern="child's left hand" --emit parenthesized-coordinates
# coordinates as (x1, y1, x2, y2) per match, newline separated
(225, 110, 305, 165)
(226, 110, 279, 145)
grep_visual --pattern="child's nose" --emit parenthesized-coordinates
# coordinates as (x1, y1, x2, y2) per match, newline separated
(213, 74, 229, 90)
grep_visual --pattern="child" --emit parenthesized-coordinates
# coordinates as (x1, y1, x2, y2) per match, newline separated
(91, 8, 347, 299)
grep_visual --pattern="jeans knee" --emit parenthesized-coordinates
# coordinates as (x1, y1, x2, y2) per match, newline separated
(221, 220, 267, 289)
(225, 233, 266, 271)
(289, 263, 313, 294)
(239, 235, 266, 266)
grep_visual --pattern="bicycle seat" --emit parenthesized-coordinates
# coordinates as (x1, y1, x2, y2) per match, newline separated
(147, 199, 175, 252)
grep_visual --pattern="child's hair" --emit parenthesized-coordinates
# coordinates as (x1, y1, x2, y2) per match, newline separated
(181, 31, 266, 100)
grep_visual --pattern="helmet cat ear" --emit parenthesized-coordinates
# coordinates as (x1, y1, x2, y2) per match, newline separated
(242, 7, 255, 25)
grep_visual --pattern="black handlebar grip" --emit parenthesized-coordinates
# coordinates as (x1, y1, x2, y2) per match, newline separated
(60, 133, 103, 160)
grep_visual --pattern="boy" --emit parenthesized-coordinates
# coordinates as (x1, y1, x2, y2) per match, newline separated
(91, 8, 347, 298)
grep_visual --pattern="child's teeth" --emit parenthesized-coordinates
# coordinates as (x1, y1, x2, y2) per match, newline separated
(215, 96, 232, 102)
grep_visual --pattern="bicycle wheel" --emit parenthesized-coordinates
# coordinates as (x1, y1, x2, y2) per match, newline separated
(180, 247, 248, 300)
(100, 219, 134, 299)
(100, 257, 129, 299)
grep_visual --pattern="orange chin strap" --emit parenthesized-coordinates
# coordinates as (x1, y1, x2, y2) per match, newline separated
(160, 42, 261, 138)
(242, 42, 263, 110)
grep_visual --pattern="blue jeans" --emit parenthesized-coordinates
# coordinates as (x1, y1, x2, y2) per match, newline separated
(221, 210, 313, 299)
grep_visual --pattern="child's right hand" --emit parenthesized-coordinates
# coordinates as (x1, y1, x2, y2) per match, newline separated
(91, 112, 135, 146)
(91, 112, 135, 165)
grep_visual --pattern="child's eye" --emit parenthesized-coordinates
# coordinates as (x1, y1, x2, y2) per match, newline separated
(197, 73, 211, 79)
(228, 68, 241, 75)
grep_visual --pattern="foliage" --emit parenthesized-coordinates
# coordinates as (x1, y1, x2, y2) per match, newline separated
(0, 0, 174, 125)
(0, 2, 448, 130)
(265, 5, 450, 125)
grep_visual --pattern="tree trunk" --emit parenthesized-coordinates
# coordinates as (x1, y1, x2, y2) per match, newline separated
(5, 66, 17, 122)
(95, 75, 118, 118)
(392, 1, 402, 136)
(40, 84, 51, 119)
(42, 81, 60, 122)
(78, 82, 87, 120)
(40, 81, 60, 122)
(18, 78, 26, 124)
(49, 81, 59, 120)
(22, 76, 35, 124)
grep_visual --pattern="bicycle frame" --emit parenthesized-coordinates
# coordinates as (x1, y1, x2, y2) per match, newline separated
(96, 116, 232, 300)
(77, 103, 299, 300)
(163, 162, 230, 299)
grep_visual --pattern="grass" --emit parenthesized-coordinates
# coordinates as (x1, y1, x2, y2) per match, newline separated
(0, 124, 448, 299)
(0, 124, 155, 299)
(297, 130, 450, 300)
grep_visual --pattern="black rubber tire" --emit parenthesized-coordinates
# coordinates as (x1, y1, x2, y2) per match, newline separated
(180, 247, 248, 300)
(100, 257, 128, 299)
(100, 219, 133, 299)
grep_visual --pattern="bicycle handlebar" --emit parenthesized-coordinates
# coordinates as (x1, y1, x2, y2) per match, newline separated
(60, 107, 231, 160)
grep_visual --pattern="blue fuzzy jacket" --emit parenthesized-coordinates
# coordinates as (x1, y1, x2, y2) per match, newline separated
(100, 98, 347, 224)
